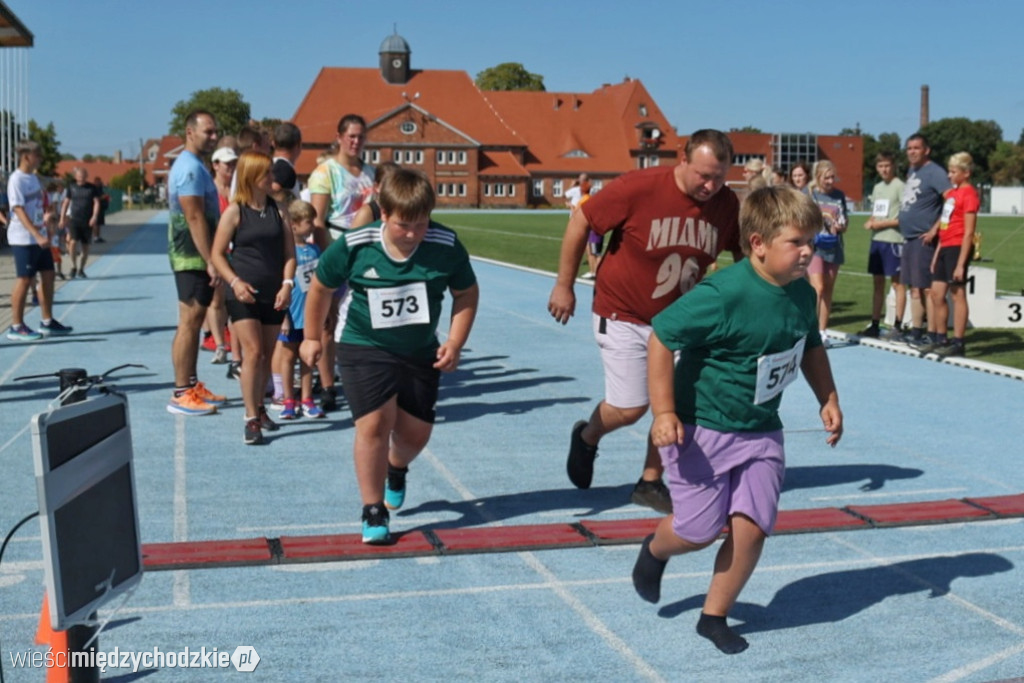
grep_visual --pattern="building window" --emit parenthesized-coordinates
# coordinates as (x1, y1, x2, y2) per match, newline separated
(648, 155, 659, 167)
(732, 154, 767, 167)
(495, 184, 506, 197)
(483, 183, 491, 197)
(437, 151, 445, 164)
(564, 149, 589, 158)
(553, 179, 564, 197)
(532, 179, 544, 197)
(437, 184, 446, 196)
(415, 151, 423, 164)
(400, 121, 417, 135)
(639, 104, 648, 116)
(592, 180, 603, 192)
(508, 184, 515, 196)
(393, 150, 402, 163)
(371, 150, 380, 163)
(457, 151, 467, 165)
(447, 183, 456, 196)
(447, 151, 456, 164)
(459, 184, 466, 196)
(404, 150, 414, 163)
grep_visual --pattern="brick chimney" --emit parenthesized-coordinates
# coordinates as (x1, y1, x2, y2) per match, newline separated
(920, 85, 929, 129)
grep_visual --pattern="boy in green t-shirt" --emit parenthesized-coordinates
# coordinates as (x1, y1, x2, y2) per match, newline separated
(632, 186, 843, 654)
(300, 169, 479, 544)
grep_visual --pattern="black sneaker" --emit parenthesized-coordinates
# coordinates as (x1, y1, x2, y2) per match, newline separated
(226, 360, 242, 380)
(566, 420, 598, 489)
(384, 465, 408, 510)
(859, 324, 880, 338)
(935, 342, 965, 358)
(630, 478, 673, 514)
(39, 319, 73, 336)
(258, 406, 279, 432)
(244, 418, 263, 445)
(320, 386, 338, 412)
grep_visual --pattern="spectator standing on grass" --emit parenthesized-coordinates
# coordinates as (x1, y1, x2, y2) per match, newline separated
(806, 160, 848, 342)
(300, 169, 478, 544)
(788, 162, 811, 192)
(861, 152, 906, 338)
(166, 110, 227, 416)
(60, 167, 101, 279)
(922, 152, 979, 358)
(4, 140, 73, 341)
(898, 134, 951, 347)
(211, 151, 297, 445)
(270, 122, 303, 202)
(547, 129, 742, 513)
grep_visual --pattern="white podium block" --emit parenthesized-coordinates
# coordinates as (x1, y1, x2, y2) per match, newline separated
(885, 265, 1024, 329)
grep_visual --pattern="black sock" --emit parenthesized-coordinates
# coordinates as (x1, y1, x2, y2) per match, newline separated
(632, 534, 667, 604)
(387, 464, 408, 489)
(697, 613, 748, 654)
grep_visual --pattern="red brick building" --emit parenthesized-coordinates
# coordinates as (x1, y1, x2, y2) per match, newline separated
(292, 31, 863, 206)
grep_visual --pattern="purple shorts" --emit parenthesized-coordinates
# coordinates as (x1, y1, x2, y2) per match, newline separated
(660, 425, 785, 543)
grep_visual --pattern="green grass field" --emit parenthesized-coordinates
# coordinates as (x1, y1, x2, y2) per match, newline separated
(435, 210, 1024, 370)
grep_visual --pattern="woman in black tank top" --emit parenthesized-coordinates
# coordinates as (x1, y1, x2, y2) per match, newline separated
(211, 151, 297, 445)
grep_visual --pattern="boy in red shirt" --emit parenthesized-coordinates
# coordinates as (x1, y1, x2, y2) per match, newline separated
(926, 152, 979, 358)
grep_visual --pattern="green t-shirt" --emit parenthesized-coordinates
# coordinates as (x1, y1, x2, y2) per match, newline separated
(651, 259, 821, 432)
(869, 178, 906, 244)
(316, 221, 477, 360)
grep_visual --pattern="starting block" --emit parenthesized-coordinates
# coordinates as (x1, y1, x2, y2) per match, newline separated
(886, 265, 1024, 329)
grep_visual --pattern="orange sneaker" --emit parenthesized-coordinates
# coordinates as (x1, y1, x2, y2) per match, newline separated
(192, 381, 226, 406)
(167, 388, 217, 416)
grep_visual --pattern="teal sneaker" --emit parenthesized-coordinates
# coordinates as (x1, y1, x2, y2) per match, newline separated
(6, 324, 42, 342)
(384, 465, 408, 510)
(39, 319, 73, 336)
(361, 504, 390, 545)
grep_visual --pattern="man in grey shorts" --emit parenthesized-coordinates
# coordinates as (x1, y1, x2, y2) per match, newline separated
(898, 134, 950, 346)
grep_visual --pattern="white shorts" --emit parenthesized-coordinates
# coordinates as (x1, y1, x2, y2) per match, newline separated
(592, 313, 652, 410)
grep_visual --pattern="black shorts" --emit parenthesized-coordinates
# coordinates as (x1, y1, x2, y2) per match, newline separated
(13, 244, 54, 278)
(338, 343, 440, 423)
(226, 298, 287, 325)
(174, 270, 215, 307)
(932, 246, 969, 285)
(68, 219, 92, 244)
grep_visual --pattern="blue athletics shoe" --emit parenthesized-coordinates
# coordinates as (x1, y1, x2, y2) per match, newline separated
(39, 319, 73, 336)
(6, 324, 42, 342)
(384, 465, 408, 510)
(361, 504, 391, 545)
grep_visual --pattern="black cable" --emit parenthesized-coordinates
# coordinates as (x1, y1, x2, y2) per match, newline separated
(0, 511, 41, 683)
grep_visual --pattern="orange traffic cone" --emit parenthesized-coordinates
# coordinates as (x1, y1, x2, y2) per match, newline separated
(34, 594, 70, 683)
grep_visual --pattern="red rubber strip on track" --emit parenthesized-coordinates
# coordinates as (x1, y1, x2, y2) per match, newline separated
(846, 499, 993, 526)
(142, 538, 273, 570)
(965, 493, 1024, 516)
(432, 523, 590, 554)
(578, 518, 659, 544)
(277, 532, 437, 562)
(774, 507, 869, 533)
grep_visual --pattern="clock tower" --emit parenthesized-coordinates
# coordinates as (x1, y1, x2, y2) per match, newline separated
(379, 29, 411, 85)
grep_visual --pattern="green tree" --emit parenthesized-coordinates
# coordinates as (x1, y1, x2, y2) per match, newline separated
(858, 131, 904, 194)
(27, 119, 61, 177)
(989, 141, 1024, 186)
(109, 167, 146, 191)
(475, 63, 545, 91)
(169, 87, 251, 137)
(918, 117, 1003, 185)
(730, 126, 763, 134)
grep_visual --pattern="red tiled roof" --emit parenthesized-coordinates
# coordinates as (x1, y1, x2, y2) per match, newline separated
(478, 151, 528, 177)
(54, 160, 141, 185)
(292, 67, 524, 148)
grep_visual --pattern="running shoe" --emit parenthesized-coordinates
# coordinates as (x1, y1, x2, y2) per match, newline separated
(935, 342, 965, 358)
(859, 323, 880, 338)
(39, 319, 73, 336)
(192, 381, 226, 406)
(258, 406, 279, 432)
(384, 465, 408, 510)
(361, 504, 390, 544)
(244, 418, 263, 445)
(69, 268, 77, 279)
(211, 346, 229, 364)
(267, 395, 287, 411)
(320, 386, 338, 412)
(279, 400, 298, 420)
(630, 478, 673, 514)
(566, 420, 598, 489)
(301, 399, 325, 419)
(6, 324, 42, 342)
(226, 361, 242, 380)
(167, 388, 217, 416)
(201, 333, 217, 352)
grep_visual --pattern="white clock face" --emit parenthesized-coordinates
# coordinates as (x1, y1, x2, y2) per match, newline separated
(392, 58, 403, 68)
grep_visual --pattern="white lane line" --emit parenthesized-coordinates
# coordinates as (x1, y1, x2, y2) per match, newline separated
(419, 446, 665, 683)
(928, 641, 1024, 683)
(809, 488, 968, 502)
(172, 416, 190, 607)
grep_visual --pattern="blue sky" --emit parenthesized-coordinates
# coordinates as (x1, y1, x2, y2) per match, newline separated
(10, 0, 1024, 158)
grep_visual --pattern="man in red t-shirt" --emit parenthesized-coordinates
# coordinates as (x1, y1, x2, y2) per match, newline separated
(548, 129, 742, 512)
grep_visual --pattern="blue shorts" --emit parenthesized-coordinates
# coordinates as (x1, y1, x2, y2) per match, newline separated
(13, 244, 55, 278)
(278, 326, 305, 344)
(660, 425, 785, 543)
(868, 241, 902, 278)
